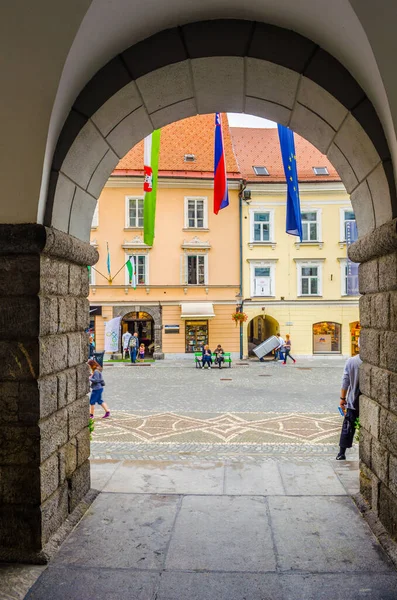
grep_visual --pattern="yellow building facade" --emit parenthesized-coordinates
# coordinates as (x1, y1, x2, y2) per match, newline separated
(242, 181, 359, 357)
(89, 116, 359, 359)
(89, 178, 241, 357)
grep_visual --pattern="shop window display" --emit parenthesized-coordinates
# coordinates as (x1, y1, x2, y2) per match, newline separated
(185, 320, 208, 353)
(313, 322, 341, 354)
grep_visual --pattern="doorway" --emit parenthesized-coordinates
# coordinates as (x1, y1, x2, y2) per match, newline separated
(122, 311, 154, 355)
(248, 314, 279, 357)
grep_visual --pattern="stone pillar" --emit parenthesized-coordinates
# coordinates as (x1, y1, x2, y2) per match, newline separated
(0, 225, 98, 563)
(349, 219, 397, 541)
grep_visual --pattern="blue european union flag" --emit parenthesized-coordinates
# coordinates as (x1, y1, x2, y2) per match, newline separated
(277, 124, 303, 239)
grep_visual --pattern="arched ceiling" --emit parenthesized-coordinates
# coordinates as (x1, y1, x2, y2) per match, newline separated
(1, 1, 397, 225)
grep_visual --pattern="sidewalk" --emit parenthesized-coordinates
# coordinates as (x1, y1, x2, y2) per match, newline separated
(10, 457, 397, 599)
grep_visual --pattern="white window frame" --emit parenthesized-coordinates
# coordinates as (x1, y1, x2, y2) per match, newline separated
(88, 265, 96, 286)
(124, 253, 149, 286)
(339, 208, 356, 242)
(250, 261, 276, 298)
(249, 208, 275, 243)
(185, 253, 208, 285)
(125, 196, 144, 229)
(91, 202, 99, 229)
(296, 261, 323, 297)
(184, 197, 208, 229)
(300, 209, 322, 242)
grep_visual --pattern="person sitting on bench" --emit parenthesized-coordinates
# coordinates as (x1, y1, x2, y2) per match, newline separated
(214, 344, 225, 368)
(201, 344, 213, 369)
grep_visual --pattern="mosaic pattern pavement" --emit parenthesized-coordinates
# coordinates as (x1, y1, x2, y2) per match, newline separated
(92, 411, 342, 445)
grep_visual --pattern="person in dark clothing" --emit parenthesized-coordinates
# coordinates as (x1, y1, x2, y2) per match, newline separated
(282, 334, 296, 364)
(214, 344, 225, 368)
(201, 344, 212, 369)
(336, 348, 362, 460)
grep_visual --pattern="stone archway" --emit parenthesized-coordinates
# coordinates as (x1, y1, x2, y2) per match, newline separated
(2, 19, 397, 562)
(46, 20, 395, 241)
(113, 305, 164, 359)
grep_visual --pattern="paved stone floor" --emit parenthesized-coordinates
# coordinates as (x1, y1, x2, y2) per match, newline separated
(20, 460, 397, 599)
(90, 358, 353, 460)
(3, 358, 397, 599)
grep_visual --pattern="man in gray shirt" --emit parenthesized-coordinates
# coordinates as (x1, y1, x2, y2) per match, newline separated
(336, 352, 362, 460)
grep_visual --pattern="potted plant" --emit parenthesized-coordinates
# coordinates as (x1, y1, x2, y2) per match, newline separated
(231, 311, 248, 326)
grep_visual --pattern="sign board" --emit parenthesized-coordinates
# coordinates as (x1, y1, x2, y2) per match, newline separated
(105, 316, 121, 352)
(165, 324, 180, 334)
(313, 334, 332, 352)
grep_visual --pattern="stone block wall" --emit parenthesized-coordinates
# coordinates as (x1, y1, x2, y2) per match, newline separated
(0, 225, 98, 562)
(350, 218, 397, 540)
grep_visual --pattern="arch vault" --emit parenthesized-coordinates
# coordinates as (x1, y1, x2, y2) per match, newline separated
(1, 19, 397, 562)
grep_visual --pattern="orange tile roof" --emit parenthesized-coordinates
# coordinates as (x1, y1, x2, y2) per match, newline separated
(113, 115, 341, 184)
(229, 127, 340, 182)
(115, 113, 240, 176)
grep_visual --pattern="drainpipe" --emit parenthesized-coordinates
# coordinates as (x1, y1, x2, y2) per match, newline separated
(238, 180, 247, 360)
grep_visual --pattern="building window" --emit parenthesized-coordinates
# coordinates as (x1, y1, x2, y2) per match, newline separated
(250, 262, 276, 297)
(340, 209, 356, 241)
(186, 255, 207, 285)
(301, 211, 320, 242)
(313, 322, 341, 354)
(340, 259, 359, 296)
(126, 197, 144, 228)
(91, 202, 99, 228)
(88, 266, 96, 285)
(312, 167, 329, 176)
(125, 254, 148, 285)
(253, 166, 269, 176)
(185, 197, 207, 229)
(250, 210, 274, 243)
(297, 262, 322, 296)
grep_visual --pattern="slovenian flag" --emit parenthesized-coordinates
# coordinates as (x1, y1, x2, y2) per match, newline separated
(126, 256, 137, 289)
(213, 113, 229, 215)
(143, 129, 161, 246)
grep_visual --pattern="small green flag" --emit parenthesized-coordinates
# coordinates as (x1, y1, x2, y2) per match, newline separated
(126, 256, 136, 289)
(143, 129, 161, 246)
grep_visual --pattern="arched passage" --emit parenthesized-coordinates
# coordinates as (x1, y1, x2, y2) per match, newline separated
(248, 314, 279, 357)
(46, 20, 395, 243)
(2, 18, 397, 562)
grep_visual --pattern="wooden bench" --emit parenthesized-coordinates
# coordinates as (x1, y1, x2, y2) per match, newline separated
(194, 352, 232, 368)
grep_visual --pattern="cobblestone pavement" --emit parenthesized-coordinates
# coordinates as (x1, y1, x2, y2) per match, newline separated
(91, 358, 358, 460)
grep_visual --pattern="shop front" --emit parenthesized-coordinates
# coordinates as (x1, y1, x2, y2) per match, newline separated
(313, 322, 341, 354)
(180, 303, 215, 353)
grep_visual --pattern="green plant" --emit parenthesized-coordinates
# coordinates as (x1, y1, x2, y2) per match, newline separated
(231, 311, 248, 327)
(354, 416, 361, 442)
(88, 417, 95, 440)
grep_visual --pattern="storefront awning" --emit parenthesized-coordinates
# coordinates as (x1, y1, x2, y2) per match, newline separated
(180, 303, 215, 319)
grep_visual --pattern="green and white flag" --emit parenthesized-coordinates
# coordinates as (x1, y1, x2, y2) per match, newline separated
(126, 255, 136, 289)
(143, 129, 161, 246)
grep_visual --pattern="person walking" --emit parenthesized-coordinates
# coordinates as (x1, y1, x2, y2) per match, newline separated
(122, 330, 132, 359)
(88, 359, 110, 419)
(336, 344, 362, 460)
(201, 344, 213, 369)
(214, 344, 225, 368)
(282, 334, 296, 364)
(128, 332, 139, 363)
(274, 333, 285, 361)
